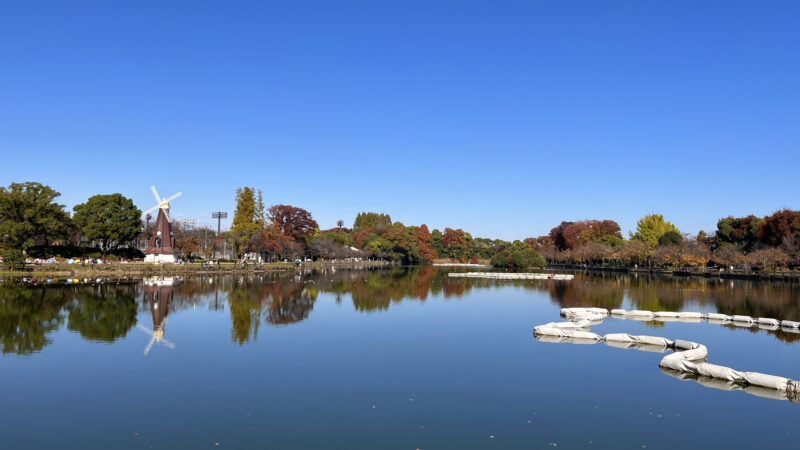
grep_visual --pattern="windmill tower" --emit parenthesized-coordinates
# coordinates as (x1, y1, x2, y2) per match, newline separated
(137, 276, 177, 355)
(144, 186, 182, 263)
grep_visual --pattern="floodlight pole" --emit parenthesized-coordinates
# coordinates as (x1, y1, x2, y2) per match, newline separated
(211, 211, 228, 236)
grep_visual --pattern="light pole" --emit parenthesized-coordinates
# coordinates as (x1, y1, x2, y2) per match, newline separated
(211, 212, 227, 260)
(211, 211, 228, 236)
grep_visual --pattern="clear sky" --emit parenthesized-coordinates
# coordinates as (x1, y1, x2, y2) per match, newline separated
(1, 1, 798, 240)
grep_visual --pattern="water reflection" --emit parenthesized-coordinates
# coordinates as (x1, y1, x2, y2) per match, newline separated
(0, 283, 69, 355)
(139, 277, 177, 355)
(67, 286, 137, 342)
(1, 268, 799, 354)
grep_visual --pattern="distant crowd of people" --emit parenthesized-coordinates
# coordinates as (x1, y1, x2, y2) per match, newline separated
(0, 256, 131, 266)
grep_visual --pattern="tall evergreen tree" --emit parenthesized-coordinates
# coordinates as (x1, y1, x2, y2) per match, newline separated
(231, 187, 260, 256)
(255, 189, 265, 228)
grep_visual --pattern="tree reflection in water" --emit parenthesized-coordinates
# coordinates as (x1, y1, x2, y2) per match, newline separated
(0, 283, 69, 355)
(1, 268, 798, 352)
(227, 276, 317, 344)
(67, 285, 138, 342)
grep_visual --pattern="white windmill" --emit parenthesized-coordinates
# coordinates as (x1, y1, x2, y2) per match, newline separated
(143, 186, 182, 263)
(144, 185, 182, 224)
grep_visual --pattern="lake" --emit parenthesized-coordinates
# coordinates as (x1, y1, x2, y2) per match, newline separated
(1, 267, 798, 449)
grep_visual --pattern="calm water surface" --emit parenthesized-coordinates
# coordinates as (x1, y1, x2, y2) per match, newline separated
(2, 268, 799, 449)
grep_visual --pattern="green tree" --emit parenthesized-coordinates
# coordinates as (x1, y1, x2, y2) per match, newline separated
(255, 189, 266, 227)
(72, 193, 142, 255)
(353, 212, 392, 231)
(0, 181, 71, 252)
(715, 215, 763, 252)
(363, 233, 393, 258)
(1, 248, 25, 269)
(658, 230, 683, 247)
(630, 214, 679, 249)
(490, 241, 546, 268)
(430, 228, 444, 257)
(384, 223, 421, 264)
(312, 230, 352, 247)
(231, 187, 260, 256)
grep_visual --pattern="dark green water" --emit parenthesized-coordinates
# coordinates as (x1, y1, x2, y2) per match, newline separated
(1, 267, 798, 449)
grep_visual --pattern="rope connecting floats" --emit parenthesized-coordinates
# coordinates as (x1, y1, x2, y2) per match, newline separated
(448, 272, 574, 280)
(534, 307, 799, 402)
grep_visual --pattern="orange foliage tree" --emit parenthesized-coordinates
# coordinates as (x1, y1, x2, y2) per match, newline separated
(413, 224, 438, 262)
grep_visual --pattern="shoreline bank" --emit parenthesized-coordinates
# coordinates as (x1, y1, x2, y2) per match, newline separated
(547, 263, 800, 282)
(0, 260, 392, 280)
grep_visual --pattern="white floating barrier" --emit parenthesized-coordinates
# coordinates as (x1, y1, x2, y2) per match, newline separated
(758, 318, 780, 327)
(660, 368, 797, 402)
(534, 307, 800, 400)
(732, 315, 755, 325)
(677, 312, 703, 319)
(448, 272, 574, 280)
(705, 313, 731, 321)
(781, 320, 800, 329)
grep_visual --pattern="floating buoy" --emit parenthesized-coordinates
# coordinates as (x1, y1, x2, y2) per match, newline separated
(535, 307, 799, 401)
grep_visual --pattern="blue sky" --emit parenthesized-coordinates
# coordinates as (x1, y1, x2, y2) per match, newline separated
(1, 1, 798, 240)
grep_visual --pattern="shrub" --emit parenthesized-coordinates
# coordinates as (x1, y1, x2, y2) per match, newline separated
(1, 248, 25, 270)
(491, 245, 546, 269)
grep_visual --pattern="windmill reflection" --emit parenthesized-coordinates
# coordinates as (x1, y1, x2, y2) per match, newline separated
(137, 277, 177, 355)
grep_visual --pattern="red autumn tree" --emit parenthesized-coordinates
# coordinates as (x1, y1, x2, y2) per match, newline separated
(442, 228, 466, 248)
(549, 221, 587, 250)
(441, 228, 467, 258)
(413, 224, 438, 262)
(758, 209, 800, 247)
(268, 204, 318, 241)
(524, 236, 554, 251)
(249, 226, 285, 257)
(550, 220, 622, 250)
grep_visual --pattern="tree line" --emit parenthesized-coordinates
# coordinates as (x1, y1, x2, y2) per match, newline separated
(2, 181, 799, 271)
(0, 182, 145, 268)
(533, 212, 800, 271)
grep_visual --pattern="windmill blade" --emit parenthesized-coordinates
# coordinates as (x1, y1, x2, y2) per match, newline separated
(143, 336, 156, 356)
(137, 323, 154, 336)
(150, 185, 161, 203)
(164, 210, 172, 223)
(165, 192, 182, 203)
(144, 206, 159, 215)
(159, 338, 176, 349)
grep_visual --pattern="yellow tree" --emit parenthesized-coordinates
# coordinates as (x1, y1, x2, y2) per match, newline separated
(630, 214, 679, 249)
